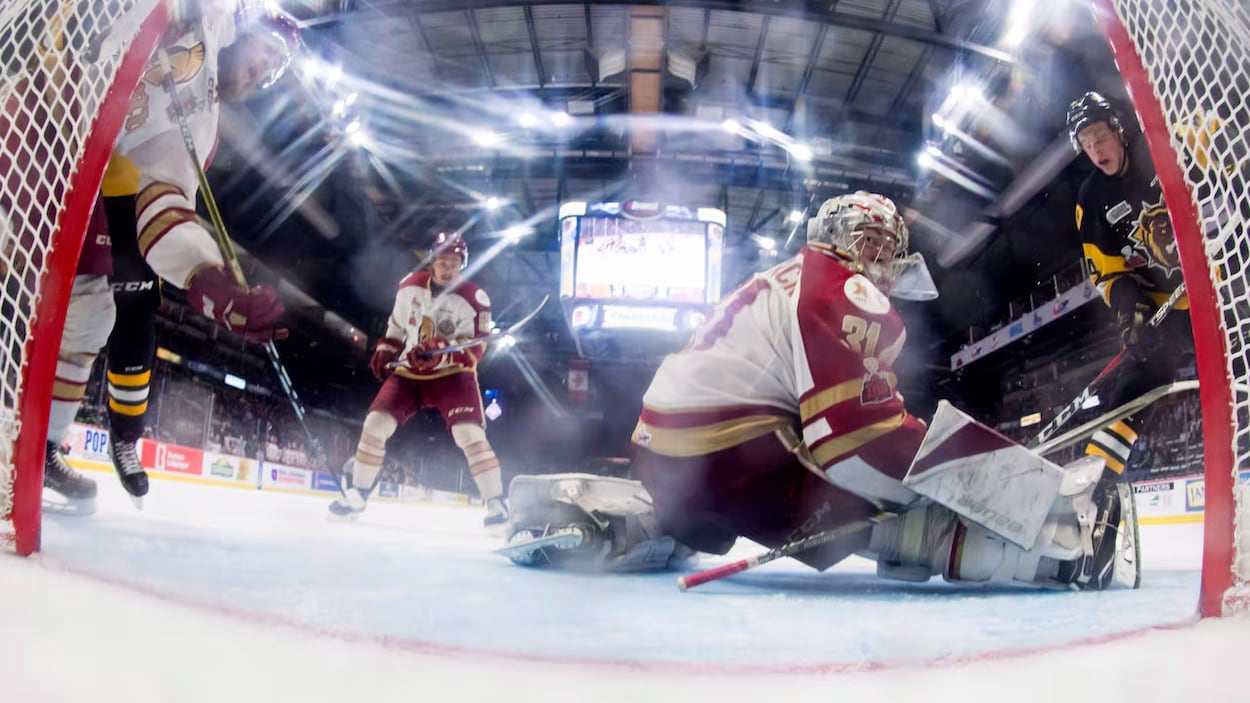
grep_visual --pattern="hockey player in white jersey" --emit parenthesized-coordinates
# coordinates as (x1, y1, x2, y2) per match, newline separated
(503, 192, 1136, 591)
(329, 233, 509, 528)
(95, 1, 298, 501)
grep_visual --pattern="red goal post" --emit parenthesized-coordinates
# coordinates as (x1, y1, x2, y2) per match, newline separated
(0, 0, 167, 555)
(1093, 0, 1250, 616)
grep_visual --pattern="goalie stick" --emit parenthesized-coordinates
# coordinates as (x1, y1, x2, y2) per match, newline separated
(677, 511, 897, 592)
(156, 52, 343, 494)
(1029, 281, 1187, 449)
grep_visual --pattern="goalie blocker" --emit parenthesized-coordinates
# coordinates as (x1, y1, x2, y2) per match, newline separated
(502, 402, 1140, 591)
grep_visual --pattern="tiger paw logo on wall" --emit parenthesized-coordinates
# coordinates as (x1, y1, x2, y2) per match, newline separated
(1130, 199, 1181, 276)
(860, 357, 894, 405)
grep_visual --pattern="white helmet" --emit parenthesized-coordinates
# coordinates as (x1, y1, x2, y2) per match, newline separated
(807, 191, 909, 291)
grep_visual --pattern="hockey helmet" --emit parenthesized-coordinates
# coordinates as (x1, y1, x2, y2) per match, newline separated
(432, 231, 468, 268)
(1066, 91, 1126, 153)
(235, 6, 302, 90)
(807, 191, 909, 291)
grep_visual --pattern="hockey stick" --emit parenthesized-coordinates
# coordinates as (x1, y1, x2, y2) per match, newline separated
(387, 293, 550, 367)
(1029, 281, 1187, 449)
(677, 511, 896, 592)
(156, 52, 341, 491)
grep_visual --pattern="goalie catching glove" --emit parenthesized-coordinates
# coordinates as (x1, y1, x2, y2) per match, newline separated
(187, 266, 287, 343)
(370, 338, 402, 381)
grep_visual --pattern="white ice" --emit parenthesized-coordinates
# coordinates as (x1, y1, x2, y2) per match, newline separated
(1, 473, 1246, 702)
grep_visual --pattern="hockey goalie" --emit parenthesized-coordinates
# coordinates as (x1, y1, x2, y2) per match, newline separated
(501, 192, 1139, 591)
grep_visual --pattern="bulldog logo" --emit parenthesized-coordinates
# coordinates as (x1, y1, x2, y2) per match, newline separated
(1129, 199, 1180, 276)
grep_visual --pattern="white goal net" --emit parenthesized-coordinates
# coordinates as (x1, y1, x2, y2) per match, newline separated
(0, 0, 165, 554)
(1096, 0, 1250, 615)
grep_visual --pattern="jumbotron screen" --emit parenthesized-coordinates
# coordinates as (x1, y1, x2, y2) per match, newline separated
(558, 201, 725, 305)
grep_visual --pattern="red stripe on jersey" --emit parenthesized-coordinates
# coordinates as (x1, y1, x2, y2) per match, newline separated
(688, 277, 770, 351)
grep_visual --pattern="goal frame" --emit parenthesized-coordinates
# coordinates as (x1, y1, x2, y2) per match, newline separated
(1093, 0, 1240, 617)
(5, 3, 168, 555)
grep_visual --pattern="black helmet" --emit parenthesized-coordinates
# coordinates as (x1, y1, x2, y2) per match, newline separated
(1066, 91, 1126, 153)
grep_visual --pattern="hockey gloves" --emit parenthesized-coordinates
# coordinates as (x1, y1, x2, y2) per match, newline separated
(404, 338, 477, 374)
(187, 265, 287, 343)
(370, 338, 402, 381)
(405, 337, 451, 375)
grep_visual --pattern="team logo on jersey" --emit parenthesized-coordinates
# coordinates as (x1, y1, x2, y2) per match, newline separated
(1128, 198, 1180, 276)
(859, 357, 895, 406)
(475, 288, 490, 307)
(845, 275, 890, 315)
(143, 43, 206, 86)
(437, 318, 457, 337)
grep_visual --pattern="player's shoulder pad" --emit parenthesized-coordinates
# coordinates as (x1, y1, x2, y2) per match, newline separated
(398, 270, 432, 290)
(453, 279, 492, 312)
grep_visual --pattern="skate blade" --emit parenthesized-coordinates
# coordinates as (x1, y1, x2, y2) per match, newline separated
(326, 510, 363, 523)
(128, 494, 144, 511)
(41, 493, 97, 517)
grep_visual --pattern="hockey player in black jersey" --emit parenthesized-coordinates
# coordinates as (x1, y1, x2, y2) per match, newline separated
(1066, 91, 1194, 505)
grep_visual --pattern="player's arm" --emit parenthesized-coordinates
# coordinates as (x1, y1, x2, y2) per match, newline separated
(369, 284, 409, 381)
(444, 286, 492, 369)
(1076, 196, 1150, 345)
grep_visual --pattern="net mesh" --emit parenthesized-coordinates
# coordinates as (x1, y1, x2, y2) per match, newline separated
(1104, 0, 1250, 611)
(0, 0, 161, 551)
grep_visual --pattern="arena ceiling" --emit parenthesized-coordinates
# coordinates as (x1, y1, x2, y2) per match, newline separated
(200, 0, 1132, 397)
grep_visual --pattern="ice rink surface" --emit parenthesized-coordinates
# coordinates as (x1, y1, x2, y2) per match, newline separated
(3, 473, 1247, 702)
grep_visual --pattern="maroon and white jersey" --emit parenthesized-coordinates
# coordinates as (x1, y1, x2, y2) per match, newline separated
(632, 245, 926, 504)
(387, 271, 493, 379)
(76, 197, 112, 277)
(116, 6, 236, 288)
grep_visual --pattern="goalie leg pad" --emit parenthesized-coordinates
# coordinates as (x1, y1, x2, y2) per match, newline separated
(504, 473, 682, 571)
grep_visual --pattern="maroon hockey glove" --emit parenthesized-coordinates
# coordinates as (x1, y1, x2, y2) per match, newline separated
(406, 337, 451, 374)
(187, 266, 287, 343)
(369, 338, 402, 381)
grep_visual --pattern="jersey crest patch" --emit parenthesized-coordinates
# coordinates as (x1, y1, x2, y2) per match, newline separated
(1128, 198, 1180, 276)
(860, 357, 894, 405)
(475, 288, 490, 307)
(845, 275, 890, 315)
(1106, 201, 1132, 225)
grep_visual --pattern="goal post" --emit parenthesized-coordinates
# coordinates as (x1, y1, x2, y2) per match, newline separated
(0, 0, 167, 554)
(1093, 0, 1250, 616)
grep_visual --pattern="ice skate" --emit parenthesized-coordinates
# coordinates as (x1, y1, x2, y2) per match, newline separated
(1060, 471, 1140, 590)
(42, 442, 97, 516)
(483, 495, 509, 530)
(109, 436, 149, 509)
(328, 487, 369, 521)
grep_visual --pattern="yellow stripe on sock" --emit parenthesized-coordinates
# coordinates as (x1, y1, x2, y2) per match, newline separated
(1085, 444, 1125, 474)
(1106, 420, 1139, 446)
(107, 370, 151, 387)
(108, 399, 148, 416)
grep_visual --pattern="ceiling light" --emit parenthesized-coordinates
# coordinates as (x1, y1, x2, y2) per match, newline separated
(787, 210, 804, 223)
(485, 196, 502, 210)
(721, 119, 742, 134)
(504, 225, 532, 242)
(550, 111, 573, 127)
(470, 129, 501, 147)
(518, 112, 540, 128)
(788, 144, 813, 162)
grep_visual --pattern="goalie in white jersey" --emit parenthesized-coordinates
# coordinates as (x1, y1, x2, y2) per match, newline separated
(329, 233, 508, 528)
(505, 192, 1135, 591)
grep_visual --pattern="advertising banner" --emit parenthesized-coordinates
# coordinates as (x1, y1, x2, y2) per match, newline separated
(65, 423, 111, 463)
(203, 451, 257, 485)
(311, 472, 341, 493)
(139, 439, 205, 476)
(261, 462, 313, 491)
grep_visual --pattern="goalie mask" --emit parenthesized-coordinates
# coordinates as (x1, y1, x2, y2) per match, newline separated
(807, 191, 910, 293)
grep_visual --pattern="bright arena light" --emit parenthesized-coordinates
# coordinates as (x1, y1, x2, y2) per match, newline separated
(498, 334, 517, 350)
(470, 129, 502, 147)
(484, 196, 502, 210)
(518, 112, 540, 128)
(787, 144, 813, 161)
(721, 119, 742, 134)
(550, 111, 573, 127)
(753, 235, 777, 249)
(917, 151, 935, 169)
(504, 225, 531, 242)
(787, 210, 804, 223)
